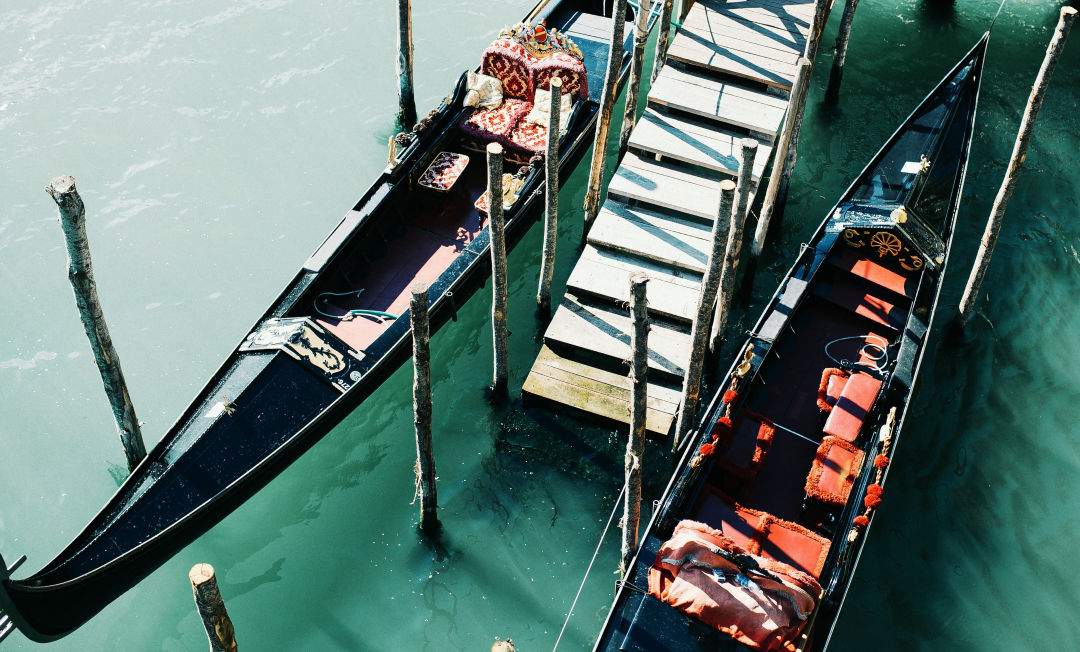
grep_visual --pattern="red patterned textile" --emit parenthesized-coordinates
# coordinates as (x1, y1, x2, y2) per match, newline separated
(458, 99, 533, 148)
(509, 121, 548, 153)
(416, 152, 470, 192)
(482, 38, 536, 100)
(533, 51, 588, 100)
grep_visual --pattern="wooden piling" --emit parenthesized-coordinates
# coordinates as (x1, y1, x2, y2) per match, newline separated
(710, 139, 758, 353)
(751, 58, 812, 257)
(958, 6, 1077, 327)
(538, 78, 563, 318)
(46, 175, 147, 472)
(621, 271, 649, 575)
(652, 0, 675, 84)
(620, 0, 652, 155)
(803, 0, 831, 64)
(674, 180, 736, 449)
(189, 564, 237, 652)
(410, 283, 438, 533)
(825, 0, 860, 103)
(396, 0, 417, 129)
(487, 143, 510, 395)
(582, 0, 628, 233)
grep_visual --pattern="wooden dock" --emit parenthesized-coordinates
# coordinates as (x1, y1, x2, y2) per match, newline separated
(523, 0, 825, 437)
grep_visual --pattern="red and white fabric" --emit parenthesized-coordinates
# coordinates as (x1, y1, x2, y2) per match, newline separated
(417, 152, 470, 192)
(458, 99, 533, 149)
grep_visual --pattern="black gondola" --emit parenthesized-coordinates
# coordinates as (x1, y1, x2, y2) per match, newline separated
(0, 0, 647, 642)
(593, 34, 986, 652)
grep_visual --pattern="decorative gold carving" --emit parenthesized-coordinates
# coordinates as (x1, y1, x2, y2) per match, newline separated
(870, 232, 902, 257)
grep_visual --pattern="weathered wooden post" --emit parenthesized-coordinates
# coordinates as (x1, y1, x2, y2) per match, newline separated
(958, 6, 1076, 327)
(803, 0, 831, 64)
(621, 271, 649, 575)
(46, 175, 147, 472)
(487, 143, 510, 395)
(396, 0, 417, 129)
(825, 0, 860, 103)
(751, 58, 812, 257)
(582, 0, 628, 234)
(538, 78, 563, 318)
(620, 0, 652, 154)
(189, 563, 237, 652)
(674, 180, 736, 448)
(410, 283, 438, 533)
(710, 139, 758, 352)
(652, 0, 675, 83)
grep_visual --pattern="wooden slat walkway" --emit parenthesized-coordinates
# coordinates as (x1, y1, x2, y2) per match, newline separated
(523, 0, 827, 438)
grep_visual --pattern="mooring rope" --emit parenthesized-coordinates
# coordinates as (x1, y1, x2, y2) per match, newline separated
(552, 480, 628, 652)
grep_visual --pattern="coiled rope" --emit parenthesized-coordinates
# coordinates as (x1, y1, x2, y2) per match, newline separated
(824, 334, 890, 373)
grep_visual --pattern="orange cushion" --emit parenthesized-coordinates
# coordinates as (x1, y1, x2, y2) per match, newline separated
(691, 486, 766, 555)
(757, 516, 831, 578)
(805, 436, 864, 506)
(816, 368, 849, 412)
(719, 412, 775, 480)
(822, 372, 882, 442)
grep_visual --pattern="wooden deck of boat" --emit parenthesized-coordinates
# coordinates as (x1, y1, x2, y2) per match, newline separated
(522, 0, 825, 437)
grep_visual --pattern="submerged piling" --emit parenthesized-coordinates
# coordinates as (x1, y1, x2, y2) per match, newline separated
(410, 283, 438, 533)
(752, 58, 812, 257)
(487, 143, 510, 395)
(710, 139, 758, 353)
(189, 564, 238, 652)
(46, 175, 147, 472)
(652, 0, 675, 83)
(396, 0, 417, 129)
(538, 78, 563, 319)
(675, 180, 736, 449)
(622, 272, 649, 575)
(620, 0, 652, 155)
(958, 6, 1076, 328)
(582, 0, 628, 234)
(825, 0, 860, 103)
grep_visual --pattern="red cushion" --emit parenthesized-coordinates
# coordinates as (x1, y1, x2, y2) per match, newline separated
(816, 368, 849, 412)
(718, 412, 775, 481)
(757, 515, 831, 578)
(482, 38, 536, 99)
(805, 436, 864, 506)
(831, 245, 917, 298)
(508, 121, 548, 153)
(532, 52, 589, 100)
(458, 99, 533, 148)
(691, 486, 766, 555)
(822, 372, 882, 442)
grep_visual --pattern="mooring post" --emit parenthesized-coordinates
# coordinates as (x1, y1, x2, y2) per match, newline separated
(803, 0, 831, 64)
(958, 6, 1076, 327)
(619, 0, 652, 155)
(189, 564, 237, 652)
(652, 0, 675, 83)
(487, 143, 510, 395)
(622, 272, 649, 575)
(537, 78, 563, 319)
(582, 0, 628, 235)
(674, 180, 736, 449)
(395, 0, 417, 129)
(710, 140, 758, 353)
(751, 58, 812, 257)
(46, 175, 147, 472)
(410, 283, 438, 533)
(825, 0, 860, 103)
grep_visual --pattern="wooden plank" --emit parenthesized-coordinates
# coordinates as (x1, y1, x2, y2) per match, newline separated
(607, 151, 727, 221)
(699, 0, 818, 18)
(567, 244, 703, 324)
(629, 108, 773, 177)
(667, 32, 798, 88)
(653, 64, 789, 110)
(687, 4, 815, 34)
(545, 296, 692, 380)
(678, 21, 806, 64)
(524, 346, 678, 436)
(588, 201, 713, 274)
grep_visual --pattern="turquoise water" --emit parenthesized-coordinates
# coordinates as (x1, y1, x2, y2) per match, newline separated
(0, 0, 1077, 650)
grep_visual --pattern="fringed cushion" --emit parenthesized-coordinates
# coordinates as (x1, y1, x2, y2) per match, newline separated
(649, 520, 821, 651)
(482, 38, 536, 100)
(816, 368, 850, 412)
(533, 52, 589, 100)
(718, 411, 776, 481)
(416, 152, 470, 192)
(691, 485, 767, 555)
(757, 516, 832, 578)
(458, 99, 533, 148)
(805, 436, 864, 507)
(508, 121, 549, 153)
(822, 371, 883, 442)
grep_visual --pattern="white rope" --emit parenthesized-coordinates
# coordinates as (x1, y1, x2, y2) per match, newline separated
(824, 334, 890, 373)
(552, 481, 628, 652)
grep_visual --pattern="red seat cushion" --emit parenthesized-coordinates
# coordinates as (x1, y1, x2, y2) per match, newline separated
(481, 38, 536, 99)
(816, 368, 849, 412)
(757, 515, 831, 578)
(508, 120, 549, 153)
(822, 372, 882, 442)
(458, 99, 533, 148)
(691, 486, 767, 555)
(805, 436, 864, 506)
(718, 411, 775, 481)
(532, 52, 589, 100)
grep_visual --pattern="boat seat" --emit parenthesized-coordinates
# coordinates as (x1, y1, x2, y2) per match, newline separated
(829, 245, 917, 298)
(757, 515, 831, 578)
(815, 279, 906, 331)
(822, 371, 883, 442)
(817, 368, 849, 412)
(805, 436, 864, 507)
(458, 98, 533, 150)
(714, 411, 775, 481)
(691, 485, 767, 554)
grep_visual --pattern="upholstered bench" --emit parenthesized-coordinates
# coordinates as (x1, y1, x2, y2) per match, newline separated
(822, 371, 882, 442)
(714, 411, 775, 481)
(805, 436, 864, 507)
